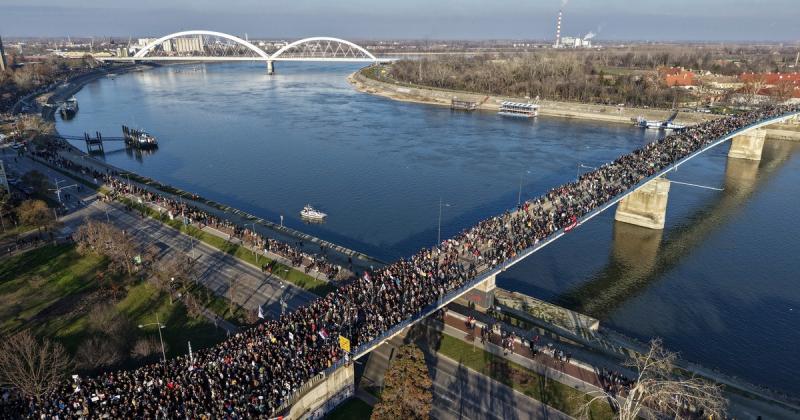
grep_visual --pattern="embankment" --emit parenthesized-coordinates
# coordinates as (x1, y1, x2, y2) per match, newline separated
(349, 68, 718, 126)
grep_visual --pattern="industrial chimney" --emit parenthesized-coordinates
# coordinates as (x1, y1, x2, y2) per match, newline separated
(0, 36, 6, 72)
(554, 10, 563, 48)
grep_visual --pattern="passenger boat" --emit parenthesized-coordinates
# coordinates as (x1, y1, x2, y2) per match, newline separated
(498, 101, 539, 118)
(60, 97, 79, 120)
(122, 125, 159, 149)
(633, 111, 686, 131)
(300, 204, 327, 221)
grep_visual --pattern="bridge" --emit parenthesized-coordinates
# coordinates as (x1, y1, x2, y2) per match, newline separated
(281, 109, 800, 418)
(96, 30, 392, 74)
(14, 107, 800, 418)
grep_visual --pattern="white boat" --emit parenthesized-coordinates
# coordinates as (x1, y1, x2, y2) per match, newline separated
(300, 204, 327, 220)
(498, 101, 539, 118)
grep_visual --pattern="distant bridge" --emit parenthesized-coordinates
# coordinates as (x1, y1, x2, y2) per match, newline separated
(96, 30, 394, 74)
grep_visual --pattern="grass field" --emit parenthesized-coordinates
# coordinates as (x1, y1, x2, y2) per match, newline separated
(437, 334, 614, 419)
(0, 244, 226, 361)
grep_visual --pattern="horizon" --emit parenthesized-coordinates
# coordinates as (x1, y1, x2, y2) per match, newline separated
(1, 0, 799, 42)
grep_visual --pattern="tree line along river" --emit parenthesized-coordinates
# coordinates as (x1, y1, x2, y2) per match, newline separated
(57, 62, 800, 396)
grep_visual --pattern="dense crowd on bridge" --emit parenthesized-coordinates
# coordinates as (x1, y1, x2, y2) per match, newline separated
(3, 104, 798, 417)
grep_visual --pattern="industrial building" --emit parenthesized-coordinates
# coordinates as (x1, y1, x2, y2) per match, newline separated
(552, 8, 594, 48)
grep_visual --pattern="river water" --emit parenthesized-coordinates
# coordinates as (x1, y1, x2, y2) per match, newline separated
(57, 62, 800, 395)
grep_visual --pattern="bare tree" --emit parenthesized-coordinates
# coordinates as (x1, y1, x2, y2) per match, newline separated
(581, 339, 726, 420)
(15, 199, 55, 232)
(227, 275, 241, 317)
(131, 336, 164, 360)
(151, 254, 191, 304)
(74, 220, 139, 274)
(0, 330, 72, 400)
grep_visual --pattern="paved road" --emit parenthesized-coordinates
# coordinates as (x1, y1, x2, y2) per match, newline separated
(2, 147, 317, 319)
(359, 325, 571, 420)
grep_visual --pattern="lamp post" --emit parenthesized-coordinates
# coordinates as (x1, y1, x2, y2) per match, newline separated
(518, 169, 532, 207)
(576, 163, 598, 180)
(138, 312, 167, 363)
(248, 222, 259, 263)
(437, 198, 452, 246)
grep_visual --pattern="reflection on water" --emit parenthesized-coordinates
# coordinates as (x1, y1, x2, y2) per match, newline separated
(58, 63, 800, 394)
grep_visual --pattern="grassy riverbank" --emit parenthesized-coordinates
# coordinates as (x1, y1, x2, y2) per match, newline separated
(437, 334, 614, 419)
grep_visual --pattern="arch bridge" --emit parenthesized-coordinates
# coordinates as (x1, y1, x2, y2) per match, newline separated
(98, 30, 391, 74)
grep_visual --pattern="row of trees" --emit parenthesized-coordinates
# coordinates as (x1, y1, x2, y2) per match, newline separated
(388, 54, 684, 107)
(0, 55, 98, 111)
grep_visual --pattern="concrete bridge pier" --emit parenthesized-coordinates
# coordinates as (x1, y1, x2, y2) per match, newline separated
(462, 273, 497, 310)
(729, 128, 767, 161)
(614, 177, 671, 230)
(267, 60, 275, 75)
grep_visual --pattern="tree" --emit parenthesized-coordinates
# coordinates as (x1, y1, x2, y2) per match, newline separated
(15, 199, 55, 231)
(74, 220, 139, 274)
(151, 254, 191, 304)
(371, 343, 433, 420)
(581, 339, 726, 420)
(0, 330, 73, 400)
(21, 170, 53, 197)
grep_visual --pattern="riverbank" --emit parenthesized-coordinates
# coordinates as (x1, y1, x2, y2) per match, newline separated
(349, 66, 719, 126)
(40, 63, 149, 121)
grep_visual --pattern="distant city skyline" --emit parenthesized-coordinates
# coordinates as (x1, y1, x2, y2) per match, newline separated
(1, 0, 798, 42)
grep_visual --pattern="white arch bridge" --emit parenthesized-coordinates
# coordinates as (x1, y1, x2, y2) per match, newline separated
(97, 30, 394, 74)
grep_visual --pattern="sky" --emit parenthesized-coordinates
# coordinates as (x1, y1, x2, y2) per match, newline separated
(0, 0, 798, 42)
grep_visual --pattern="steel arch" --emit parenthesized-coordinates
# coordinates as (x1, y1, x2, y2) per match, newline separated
(270, 37, 377, 61)
(133, 30, 270, 59)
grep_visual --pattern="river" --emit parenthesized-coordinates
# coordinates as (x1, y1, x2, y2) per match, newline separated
(56, 62, 800, 395)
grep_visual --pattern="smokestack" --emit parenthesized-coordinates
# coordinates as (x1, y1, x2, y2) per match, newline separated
(0, 36, 6, 72)
(555, 10, 563, 48)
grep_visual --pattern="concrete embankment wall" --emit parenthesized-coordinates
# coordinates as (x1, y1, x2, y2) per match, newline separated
(349, 70, 718, 126)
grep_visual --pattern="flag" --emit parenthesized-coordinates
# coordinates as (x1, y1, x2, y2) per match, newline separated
(318, 329, 329, 340)
(257, 305, 264, 319)
(363, 271, 371, 283)
(564, 215, 578, 232)
(288, 331, 294, 341)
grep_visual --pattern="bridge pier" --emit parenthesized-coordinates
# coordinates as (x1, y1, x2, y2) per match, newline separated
(267, 60, 274, 75)
(729, 128, 767, 161)
(462, 273, 497, 310)
(614, 177, 670, 230)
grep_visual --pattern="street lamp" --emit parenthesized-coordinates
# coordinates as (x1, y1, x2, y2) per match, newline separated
(518, 169, 532, 207)
(437, 198, 453, 246)
(138, 312, 167, 363)
(248, 222, 259, 263)
(576, 163, 598, 180)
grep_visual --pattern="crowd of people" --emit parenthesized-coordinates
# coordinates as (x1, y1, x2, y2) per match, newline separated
(3, 104, 798, 417)
(27, 140, 349, 282)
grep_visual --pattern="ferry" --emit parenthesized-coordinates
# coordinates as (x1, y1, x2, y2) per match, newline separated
(633, 111, 686, 131)
(300, 204, 327, 221)
(59, 97, 79, 120)
(498, 101, 539, 118)
(122, 125, 159, 149)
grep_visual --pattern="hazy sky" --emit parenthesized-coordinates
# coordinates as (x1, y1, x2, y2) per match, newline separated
(1, 0, 798, 41)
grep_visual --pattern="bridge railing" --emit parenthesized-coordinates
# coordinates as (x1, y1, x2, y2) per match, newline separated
(276, 110, 800, 414)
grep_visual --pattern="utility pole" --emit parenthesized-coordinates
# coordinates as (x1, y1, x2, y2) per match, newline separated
(437, 198, 452, 246)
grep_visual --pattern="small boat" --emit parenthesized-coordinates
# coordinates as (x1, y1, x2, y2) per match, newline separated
(300, 204, 327, 221)
(122, 125, 159, 149)
(633, 110, 685, 131)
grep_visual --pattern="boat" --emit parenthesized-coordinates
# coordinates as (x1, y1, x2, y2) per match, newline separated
(59, 97, 78, 120)
(633, 110, 686, 131)
(122, 125, 159, 149)
(300, 204, 327, 221)
(498, 101, 539, 118)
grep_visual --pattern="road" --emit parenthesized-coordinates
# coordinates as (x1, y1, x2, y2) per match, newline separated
(1, 147, 317, 319)
(358, 323, 571, 420)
